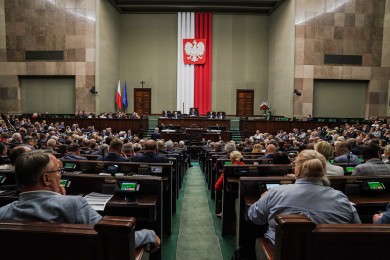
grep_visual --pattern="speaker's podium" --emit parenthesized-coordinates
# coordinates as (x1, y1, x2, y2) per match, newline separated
(186, 128, 203, 141)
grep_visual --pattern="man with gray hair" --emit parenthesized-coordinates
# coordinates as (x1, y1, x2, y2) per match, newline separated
(9, 132, 22, 148)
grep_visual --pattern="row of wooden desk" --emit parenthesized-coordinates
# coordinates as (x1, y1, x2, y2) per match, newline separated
(160, 130, 232, 142)
(199, 147, 390, 259)
(0, 153, 187, 260)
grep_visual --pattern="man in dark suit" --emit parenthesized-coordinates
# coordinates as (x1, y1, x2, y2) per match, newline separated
(150, 127, 161, 141)
(353, 143, 390, 176)
(189, 108, 199, 116)
(61, 143, 87, 161)
(173, 111, 181, 119)
(96, 139, 129, 162)
(131, 140, 169, 163)
(217, 112, 225, 119)
(207, 111, 216, 119)
(258, 144, 277, 159)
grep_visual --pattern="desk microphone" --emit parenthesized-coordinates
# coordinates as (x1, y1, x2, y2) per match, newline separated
(347, 154, 351, 165)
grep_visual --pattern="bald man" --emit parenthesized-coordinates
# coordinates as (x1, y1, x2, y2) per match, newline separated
(258, 144, 277, 159)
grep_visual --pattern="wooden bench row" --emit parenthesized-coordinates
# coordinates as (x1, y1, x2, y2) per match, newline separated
(259, 214, 390, 260)
(0, 216, 145, 260)
(238, 175, 390, 259)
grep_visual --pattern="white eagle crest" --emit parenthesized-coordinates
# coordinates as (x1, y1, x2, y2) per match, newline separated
(184, 40, 205, 62)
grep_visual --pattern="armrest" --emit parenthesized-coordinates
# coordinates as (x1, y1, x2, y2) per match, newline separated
(94, 216, 137, 260)
(258, 238, 274, 260)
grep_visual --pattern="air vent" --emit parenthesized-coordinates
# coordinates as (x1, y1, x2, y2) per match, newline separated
(26, 51, 64, 61)
(324, 54, 362, 65)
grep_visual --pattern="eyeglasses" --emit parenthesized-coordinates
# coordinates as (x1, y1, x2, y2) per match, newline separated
(42, 168, 64, 175)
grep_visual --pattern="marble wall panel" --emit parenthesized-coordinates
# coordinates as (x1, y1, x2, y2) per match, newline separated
(2, 0, 96, 114)
(294, 0, 390, 118)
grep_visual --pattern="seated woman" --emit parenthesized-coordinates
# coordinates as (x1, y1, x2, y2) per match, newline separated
(248, 150, 360, 259)
(214, 151, 244, 191)
(251, 143, 262, 154)
(315, 141, 344, 176)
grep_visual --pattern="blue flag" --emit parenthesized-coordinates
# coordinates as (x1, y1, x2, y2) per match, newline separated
(122, 82, 128, 108)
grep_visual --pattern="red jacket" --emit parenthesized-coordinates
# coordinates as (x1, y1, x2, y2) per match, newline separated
(214, 161, 245, 191)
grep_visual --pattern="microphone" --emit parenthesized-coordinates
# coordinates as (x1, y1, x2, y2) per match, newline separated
(347, 154, 350, 165)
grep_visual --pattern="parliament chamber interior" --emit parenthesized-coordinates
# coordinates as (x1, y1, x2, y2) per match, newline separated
(1, 0, 390, 259)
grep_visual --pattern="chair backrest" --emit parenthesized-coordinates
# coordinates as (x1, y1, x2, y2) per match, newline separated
(273, 214, 390, 260)
(0, 216, 138, 260)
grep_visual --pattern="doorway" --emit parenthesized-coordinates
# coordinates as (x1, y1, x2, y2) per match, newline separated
(134, 88, 151, 116)
(236, 89, 254, 116)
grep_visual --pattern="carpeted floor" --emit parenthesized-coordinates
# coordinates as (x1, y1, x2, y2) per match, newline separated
(162, 163, 235, 260)
(176, 163, 223, 260)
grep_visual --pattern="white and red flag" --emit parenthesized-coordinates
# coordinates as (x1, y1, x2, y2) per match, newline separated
(115, 80, 122, 110)
(177, 13, 212, 114)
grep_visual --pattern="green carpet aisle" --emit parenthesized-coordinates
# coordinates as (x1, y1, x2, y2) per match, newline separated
(175, 163, 223, 260)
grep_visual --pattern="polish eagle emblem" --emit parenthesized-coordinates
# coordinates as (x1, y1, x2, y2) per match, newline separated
(183, 39, 207, 64)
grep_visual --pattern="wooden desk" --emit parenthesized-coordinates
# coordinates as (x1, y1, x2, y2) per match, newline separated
(221, 165, 292, 236)
(62, 160, 174, 236)
(159, 118, 230, 130)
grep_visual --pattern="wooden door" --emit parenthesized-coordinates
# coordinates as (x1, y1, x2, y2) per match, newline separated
(236, 89, 254, 116)
(134, 88, 151, 116)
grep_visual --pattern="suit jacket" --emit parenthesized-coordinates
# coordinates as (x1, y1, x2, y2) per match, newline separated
(0, 191, 101, 224)
(334, 153, 361, 165)
(131, 152, 169, 163)
(352, 158, 390, 176)
(150, 132, 161, 141)
(96, 152, 130, 162)
(259, 154, 274, 160)
(61, 154, 87, 161)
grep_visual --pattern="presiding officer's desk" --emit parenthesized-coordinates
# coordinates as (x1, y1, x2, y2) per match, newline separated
(158, 117, 230, 130)
(61, 160, 174, 236)
(238, 175, 390, 257)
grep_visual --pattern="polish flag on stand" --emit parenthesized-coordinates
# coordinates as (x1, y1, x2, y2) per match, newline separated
(116, 80, 122, 110)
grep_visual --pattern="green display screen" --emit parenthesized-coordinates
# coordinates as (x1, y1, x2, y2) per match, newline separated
(64, 163, 76, 169)
(329, 159, 334, 164)
(60, 179, 68, 186)
(120, 182, 137, 191)
(368, 182, 384, 190)
(345, 167, 354, 173)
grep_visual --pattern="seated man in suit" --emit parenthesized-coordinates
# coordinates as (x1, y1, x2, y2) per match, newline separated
(0, 150, 160, 249)
(151, 127, 161, 141)
(259, 144, 277, 159)
(162, 110, 170, 118)
(334, 142, 361, 165)
(132, 140, 169, 163)
(207, 111, 216, 119)
(352, 143, 390, 176)
(61, 143, 87, 161)
(189, 108, 199, 116)
(217, 112, 225, 119)
(172, 111, 181, 119)
(96, 139, 130, 162)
